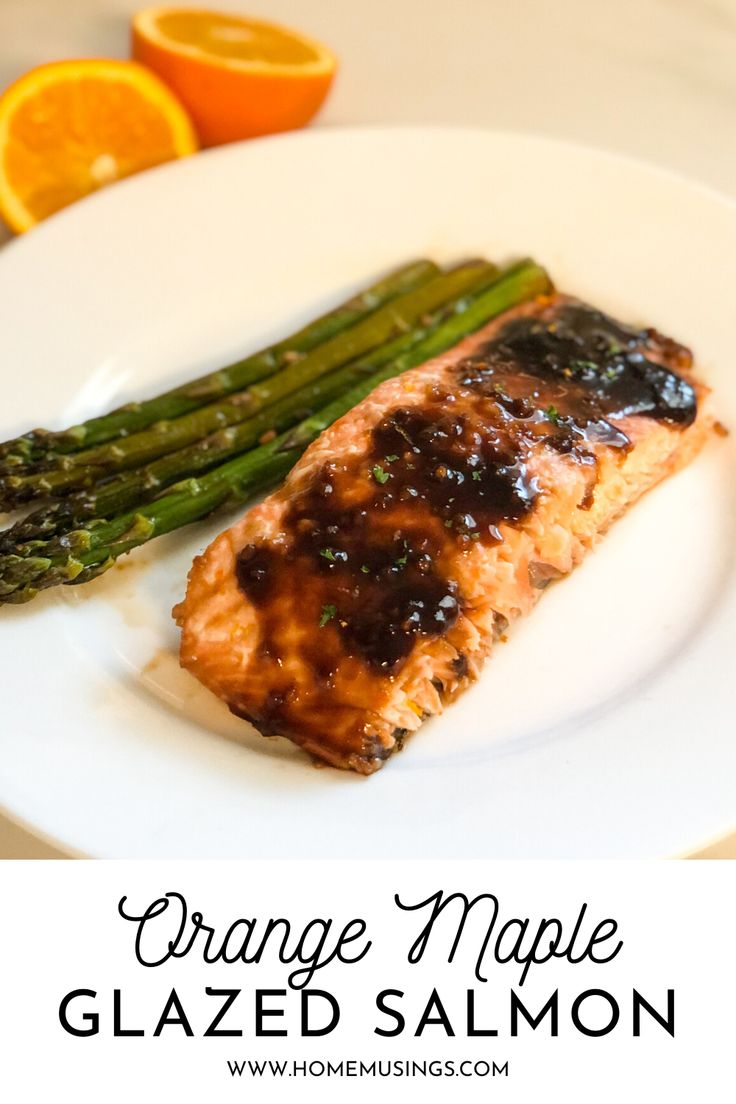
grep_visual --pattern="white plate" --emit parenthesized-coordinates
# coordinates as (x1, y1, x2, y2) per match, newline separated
(1, 127, 734, 858)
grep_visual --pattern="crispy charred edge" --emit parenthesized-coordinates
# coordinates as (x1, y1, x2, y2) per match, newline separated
(228, 697, 394, 775)
(225, 611, 513, 774)
(356, 612, 513, 773)
(644, 327, 694, 374)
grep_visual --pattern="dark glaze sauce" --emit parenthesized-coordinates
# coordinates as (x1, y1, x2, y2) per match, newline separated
(484, 305, 697, 426)
(234, 300, 697, 751)
(236, 399, 541, 680)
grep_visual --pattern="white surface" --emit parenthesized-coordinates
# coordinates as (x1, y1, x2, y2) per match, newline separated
(0, 127, 734, 858)
(2, 861, 735, 1102)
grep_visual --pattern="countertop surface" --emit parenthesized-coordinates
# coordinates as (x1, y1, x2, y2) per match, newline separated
(1, 0, 734, 858)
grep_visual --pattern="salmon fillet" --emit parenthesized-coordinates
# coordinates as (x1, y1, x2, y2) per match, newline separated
(175, 293, 714, 773)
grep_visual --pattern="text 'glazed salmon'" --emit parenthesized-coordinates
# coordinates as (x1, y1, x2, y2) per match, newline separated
(175, 294, 714, 773)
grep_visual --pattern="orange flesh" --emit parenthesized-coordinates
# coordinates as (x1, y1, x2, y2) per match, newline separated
(155, 11, 321, 65)
(4, 78, 181, 221)
(131, 7, 337, 146)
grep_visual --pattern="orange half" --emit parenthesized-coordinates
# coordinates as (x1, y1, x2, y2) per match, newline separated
(0, 58, 198, 233)
(132, 6, 337, 146)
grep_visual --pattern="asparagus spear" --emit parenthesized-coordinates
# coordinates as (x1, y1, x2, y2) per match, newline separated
(0, 265, 502, 554)
(281, 259, 549, 449)
(0, 259, 439, 467)
(0, 324, 431, 552)
(0, 260, 551, 604)
(0, 261, 494, 509)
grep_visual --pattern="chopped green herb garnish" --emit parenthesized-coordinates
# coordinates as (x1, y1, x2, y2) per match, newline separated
(444, 519, 453, 528)
(471, 532, 481, 541)
(472, 470, 482, 481)
(372, 465, 390, 485)
(319, 603, 337, 628)
(360, 564, 370, 574)
(320, 548, 337, 562)
(395, 554, 408, 567)
(546, 404, 560, 425)
(384, 454, 399, 463)
(571, 359, 597, 373)
(494, 381, 509, 397)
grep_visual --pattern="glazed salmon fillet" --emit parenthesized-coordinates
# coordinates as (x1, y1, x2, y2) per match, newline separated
(175, 294, 714, 773)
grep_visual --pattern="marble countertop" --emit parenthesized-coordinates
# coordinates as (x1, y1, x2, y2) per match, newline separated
(1, 0, 734, 857)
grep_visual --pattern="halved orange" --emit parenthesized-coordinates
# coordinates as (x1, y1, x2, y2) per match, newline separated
(132, 7, 337, 147)
(0, 59, 198, 233)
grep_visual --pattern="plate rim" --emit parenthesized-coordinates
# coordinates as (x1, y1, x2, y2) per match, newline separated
(2, 124, 735, 261)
